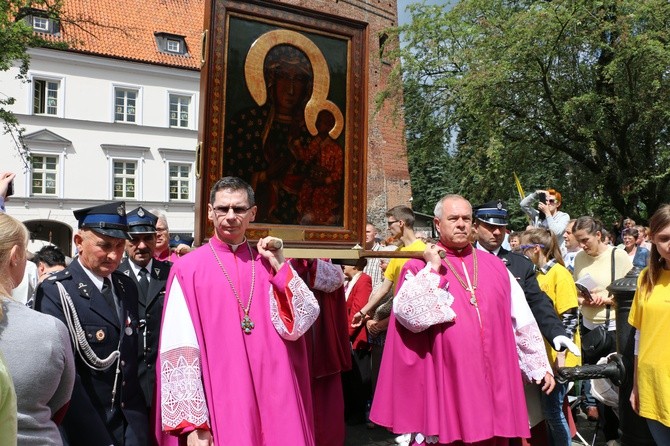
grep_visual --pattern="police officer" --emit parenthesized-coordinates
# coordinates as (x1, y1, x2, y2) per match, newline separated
(117, 207, 170, 415)
(473, 200, 579, 355)
(34, 202, 148, 446)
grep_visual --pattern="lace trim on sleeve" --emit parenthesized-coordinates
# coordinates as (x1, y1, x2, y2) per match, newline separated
(161, 346, 209, 432)
(515, 322, 552, 381)
(312, 259, 344, 292)
(393, 265, 456, 333)
(270, 266, 320, 341)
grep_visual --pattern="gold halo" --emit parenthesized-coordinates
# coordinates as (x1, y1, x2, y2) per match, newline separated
(244, 29, 344, 139)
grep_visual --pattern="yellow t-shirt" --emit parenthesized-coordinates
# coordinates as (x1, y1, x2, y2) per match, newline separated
(628, 269, 670, 426)
(384, 239, 427, 293)
(537, 263, 581, 368)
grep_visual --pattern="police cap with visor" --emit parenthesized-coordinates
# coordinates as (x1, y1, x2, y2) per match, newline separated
(73, 202, 131, 239)
(474, 200, 508, 226)
(126, 206, 158, 235)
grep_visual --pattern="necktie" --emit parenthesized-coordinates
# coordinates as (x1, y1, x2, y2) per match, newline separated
(102, 277, 122, 324)
(138, 268, 150, 301)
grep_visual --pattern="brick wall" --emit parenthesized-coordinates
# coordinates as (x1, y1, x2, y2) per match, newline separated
(280, 0, 412, 230)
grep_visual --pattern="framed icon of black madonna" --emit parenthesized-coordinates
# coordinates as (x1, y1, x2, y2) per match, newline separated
(195, 0, 368, 248)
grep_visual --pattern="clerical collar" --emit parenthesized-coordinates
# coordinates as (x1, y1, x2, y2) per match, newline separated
(228, 238, 247, 252)
(475, 242, 500, 256)
(212, 233, 247, 252)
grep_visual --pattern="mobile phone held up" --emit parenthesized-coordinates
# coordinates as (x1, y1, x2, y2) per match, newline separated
(6, 179, 14, 197)
(536, 192, 546, 220)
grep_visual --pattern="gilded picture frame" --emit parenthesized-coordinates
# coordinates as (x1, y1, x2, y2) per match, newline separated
(195, 0, 368, 248)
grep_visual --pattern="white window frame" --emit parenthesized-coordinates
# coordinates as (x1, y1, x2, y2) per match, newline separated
(32, 16, 49, 31)
(30, 154, 60, 197)
(158, 148, 195, 202)
(111, 159, 138, 200)
(167, 91, 196, 130)
(167, 162, 192, 201)
(112, 84, 143, 125)
(101, 144, 149, 201)
(166, 39, 181, 53)
(28, 73, 64, 118)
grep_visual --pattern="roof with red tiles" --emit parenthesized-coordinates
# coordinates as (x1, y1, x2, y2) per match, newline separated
(35, 0, 204, 70)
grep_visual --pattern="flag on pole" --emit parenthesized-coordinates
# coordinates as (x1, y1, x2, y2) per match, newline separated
(513, 172, 525, 199)
(513, 172, 532, 225)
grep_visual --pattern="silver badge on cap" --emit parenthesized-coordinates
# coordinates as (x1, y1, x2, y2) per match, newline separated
(117, 204, 125, 216)
(137, 207, 145, 217)
(497, 200, 503, 210)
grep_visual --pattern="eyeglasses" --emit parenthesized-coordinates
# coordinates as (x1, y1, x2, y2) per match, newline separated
(387, 220, 400, 227)
(212, 205, 252, 216)
(519, 244, 545, 251)
(547, 199, 557, 204)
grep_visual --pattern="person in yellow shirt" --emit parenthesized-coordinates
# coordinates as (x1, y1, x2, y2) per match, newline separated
(520, 228, 580, 446)
(629, 204, 670, 444)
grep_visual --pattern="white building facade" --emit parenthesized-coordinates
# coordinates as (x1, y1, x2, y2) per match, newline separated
(1, 31, 200, 255)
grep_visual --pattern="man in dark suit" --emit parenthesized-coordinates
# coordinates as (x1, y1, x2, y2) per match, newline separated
(34, 202, 148, 446)
(117, 207, 171, 415)
(473, 200, 579, 355)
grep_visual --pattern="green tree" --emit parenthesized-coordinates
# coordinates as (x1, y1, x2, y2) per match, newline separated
(384, 0, 670, 223)
(1, 0, 64, 166)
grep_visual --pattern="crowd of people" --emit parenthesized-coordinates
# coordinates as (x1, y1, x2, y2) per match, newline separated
(0, 171, 668, 446)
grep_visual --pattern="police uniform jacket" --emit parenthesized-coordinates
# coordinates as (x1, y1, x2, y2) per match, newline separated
(117, 258, 170, 410)
(34, 258, 148, 446)
(496, 247, 568, 343)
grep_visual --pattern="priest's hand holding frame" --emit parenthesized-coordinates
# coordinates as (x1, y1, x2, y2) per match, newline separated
(257, 237, 285, 272)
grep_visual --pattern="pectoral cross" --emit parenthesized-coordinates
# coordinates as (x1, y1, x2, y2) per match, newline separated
(241, 313, 255, 334)
(468, 288, 478, 307)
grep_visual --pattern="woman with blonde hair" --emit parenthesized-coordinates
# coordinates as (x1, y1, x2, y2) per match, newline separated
(629, 204, 670, 443)
(0, 213, 75, 445)
(519, 228, 580, 445)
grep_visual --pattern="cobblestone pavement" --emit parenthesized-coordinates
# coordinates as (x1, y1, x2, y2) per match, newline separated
(345, 411, 609, 446)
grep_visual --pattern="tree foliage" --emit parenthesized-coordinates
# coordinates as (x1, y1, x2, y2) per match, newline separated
(383, 0, 670, 225)
(1, 0, 64, 167)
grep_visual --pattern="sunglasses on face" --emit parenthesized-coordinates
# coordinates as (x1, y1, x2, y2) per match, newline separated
(212, 205, 252, 216)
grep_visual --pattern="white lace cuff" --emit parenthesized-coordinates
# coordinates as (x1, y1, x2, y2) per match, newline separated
(312, 259, 344, 292)
(160, 347, 209, 431)
(270, 265, 320, 341)
(393, 265, 456, 333)
(515, 322, 552, 382)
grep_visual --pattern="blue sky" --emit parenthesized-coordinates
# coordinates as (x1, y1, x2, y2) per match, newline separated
(397, 0, 454, 25)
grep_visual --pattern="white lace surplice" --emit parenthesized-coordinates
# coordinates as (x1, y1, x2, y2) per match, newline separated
(159, 277, 209, 431)
(393, 265, 456, 333)
(507, 270, 553, 381)
(269, 264, 320, 341)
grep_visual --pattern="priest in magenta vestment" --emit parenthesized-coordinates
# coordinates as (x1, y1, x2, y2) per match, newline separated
(155, 177, 320, 446)
(370, 195, 554, 446)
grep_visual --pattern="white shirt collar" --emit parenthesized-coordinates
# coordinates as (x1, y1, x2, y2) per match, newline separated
(129, 258, 153, 280)
(475, 242, 500, 256)
(77, 258, 106, 292)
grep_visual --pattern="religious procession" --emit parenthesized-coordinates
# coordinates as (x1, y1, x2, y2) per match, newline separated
(1, 0, 669, 445)
(1, 171, 669, 446)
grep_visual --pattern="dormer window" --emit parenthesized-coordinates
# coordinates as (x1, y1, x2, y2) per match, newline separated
(167, 39, 181, 53)
(19, 8, 60, 35)
(155, 33, 188, 56)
